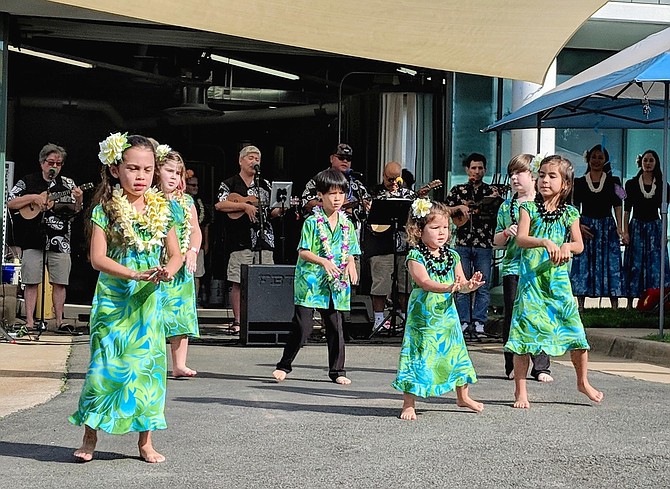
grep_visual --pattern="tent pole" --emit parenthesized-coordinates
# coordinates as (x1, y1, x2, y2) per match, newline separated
(660, 82, 669, 337)
(536, 114, 541, 153)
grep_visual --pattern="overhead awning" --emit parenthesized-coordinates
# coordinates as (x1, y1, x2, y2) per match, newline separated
(47, 0, 607, 84)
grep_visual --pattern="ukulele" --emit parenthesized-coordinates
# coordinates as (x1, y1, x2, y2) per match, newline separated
(370, 179, 443, 233)
(18, 182, 95, 220)
(225, 192, 259, 219)
(451, 194, 505, 228)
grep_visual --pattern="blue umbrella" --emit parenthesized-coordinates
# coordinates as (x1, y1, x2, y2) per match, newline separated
(484, 27, 670, 334)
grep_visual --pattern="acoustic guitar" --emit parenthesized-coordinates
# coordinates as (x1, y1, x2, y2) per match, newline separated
(18, 182, 94, 220)
(451, 195, 504, 228)
(370, 179, 443, 233)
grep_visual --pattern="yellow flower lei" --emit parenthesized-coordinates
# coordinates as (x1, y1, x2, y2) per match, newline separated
(174, 193, 194, 254)
(110, 186, 170, 252)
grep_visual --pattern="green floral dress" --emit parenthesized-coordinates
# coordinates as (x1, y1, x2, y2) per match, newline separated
(164, 195, 199, 339)
(69, 203, 173, 434)
(505, 201, 590, 356)
(392, 248, 477, 398)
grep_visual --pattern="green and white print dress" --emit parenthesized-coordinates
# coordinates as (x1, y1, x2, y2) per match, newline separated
(392, 247, 477, 398)
(69, 203, 173, 434)
(505, 201, 590, 356)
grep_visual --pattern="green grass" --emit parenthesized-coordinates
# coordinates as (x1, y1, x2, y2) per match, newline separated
(580, 308, 664, 328)
(644, 333, 670, 343)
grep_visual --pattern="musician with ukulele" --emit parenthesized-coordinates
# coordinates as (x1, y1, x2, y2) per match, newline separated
(215, 145, 282, 334)
(7, 143, 84, 334)
(365, 162, 441, 330)
(444, 153, 500, 340)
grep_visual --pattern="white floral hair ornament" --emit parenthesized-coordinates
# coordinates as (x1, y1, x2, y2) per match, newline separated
(98, 132, 130, 166)
(530, 154, 544, 174)
(411, 198, 433, 219)
(155, 144, 172, 162)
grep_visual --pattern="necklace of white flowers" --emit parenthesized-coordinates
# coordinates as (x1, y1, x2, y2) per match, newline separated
(313, 206, 350, 292)
(639, 175, 656, 199)
(110, 185, 170, 252)
(585, 172, 606, 193)
(174, 193, 194, 254)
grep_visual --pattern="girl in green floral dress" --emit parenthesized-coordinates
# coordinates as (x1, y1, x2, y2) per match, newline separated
(156, 147, 201, 378)
(393, 200, 485, 420)
(70, 134, 183, 463)
(506, 155, 604, 409)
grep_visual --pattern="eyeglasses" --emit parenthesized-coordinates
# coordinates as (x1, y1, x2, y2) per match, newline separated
(44, 159, 63, 167)
(335, 155, 351, 162)
(385, 176, 400, 183)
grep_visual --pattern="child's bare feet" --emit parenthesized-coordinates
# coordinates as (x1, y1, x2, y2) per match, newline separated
(513, 389, 530, 409)
(399, 393, 417, 420)
(578, 382, 604, 403)
(537, 373, 554, 383)
(456, 397, 484, 413)
(172, 366, 197, 378)
(334, 376, 351, 385)
(139, 445, 166, 463)
(272, 369, 286, 382)
(73, 426, 97, 462)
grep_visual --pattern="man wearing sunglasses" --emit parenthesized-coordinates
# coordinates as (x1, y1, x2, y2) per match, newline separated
(7, 143, 83, 334)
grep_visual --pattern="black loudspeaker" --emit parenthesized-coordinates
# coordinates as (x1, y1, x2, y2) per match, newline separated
(240, 264, 295, 345)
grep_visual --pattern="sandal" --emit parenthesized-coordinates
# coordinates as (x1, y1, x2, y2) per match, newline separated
(226, 321, 241, 335)
(55, 323, 83, 336)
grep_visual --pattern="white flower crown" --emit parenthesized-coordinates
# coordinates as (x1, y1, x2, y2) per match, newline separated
(155, 144, 172, 162)
(411, 198, 433, 219)
(98, 132, 130, 166)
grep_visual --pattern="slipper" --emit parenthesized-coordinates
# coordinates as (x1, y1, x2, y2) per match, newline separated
(55, 324, 83, 336)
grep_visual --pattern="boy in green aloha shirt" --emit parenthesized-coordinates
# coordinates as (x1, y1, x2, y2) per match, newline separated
(273, 168, 360, 384)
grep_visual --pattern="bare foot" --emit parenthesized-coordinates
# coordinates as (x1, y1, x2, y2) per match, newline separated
(73, 427, 97, 462)
(456, 397, 484, 413)
(139, 445, 166, 464)
(578, 382, 604, 403)
(513, 390, 530, 409)
(172, 367, 197, 378)
(399, 405, 417, 420)
(537, 373, 554, 383)
(334, 376, 351, 385)
(272, 369, 286, 382)
(507, 371, 515, 380)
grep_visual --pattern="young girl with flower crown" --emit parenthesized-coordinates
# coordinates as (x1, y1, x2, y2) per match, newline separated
(392, 199, 485, 420)
(70, 133, 183, 463)
(155, 145, 202, 378)
(272, 168, 360, 385)
(506, 155, 604, 409)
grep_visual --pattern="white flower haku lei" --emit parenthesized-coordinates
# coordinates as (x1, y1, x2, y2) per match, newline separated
(155, 144, 172, 162)
(110, 185, 170, 252)
(411, 198, 432, 219)
(98, 132, 130, 166)
(530, 154, 544, 174)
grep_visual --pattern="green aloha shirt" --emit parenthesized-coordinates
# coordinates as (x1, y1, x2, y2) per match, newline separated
(294, 211, 361, 311)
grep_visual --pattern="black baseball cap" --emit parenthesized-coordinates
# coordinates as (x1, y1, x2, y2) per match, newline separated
(334, 143, 353, 158)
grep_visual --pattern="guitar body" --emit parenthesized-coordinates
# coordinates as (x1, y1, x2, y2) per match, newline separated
(225, 192, 259, 219)
(369, 179, 443, 234)
(17, 182, 94, 220)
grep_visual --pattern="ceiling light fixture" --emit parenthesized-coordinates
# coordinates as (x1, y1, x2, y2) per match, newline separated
(210, 54, 299, 80)
(9, 46, 94, 69)
(397, 67, 417, 76)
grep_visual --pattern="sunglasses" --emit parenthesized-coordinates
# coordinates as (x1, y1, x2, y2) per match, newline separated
(44, 159, 63, 167)
(335, 155, 351, 162)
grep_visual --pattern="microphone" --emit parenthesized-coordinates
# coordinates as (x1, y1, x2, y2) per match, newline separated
(345, 169, 364, 180)
(253, 164, 261, 173)
(47, 168, 57, 180)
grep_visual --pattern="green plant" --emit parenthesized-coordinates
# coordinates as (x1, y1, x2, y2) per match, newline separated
(580, 308, 662, 328)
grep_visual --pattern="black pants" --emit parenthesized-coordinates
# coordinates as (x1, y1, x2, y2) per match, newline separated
(503, 275, 551, 379)
(276, 303, 346, 381)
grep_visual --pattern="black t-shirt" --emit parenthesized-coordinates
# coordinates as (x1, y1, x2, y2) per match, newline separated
(572, 174, 622, 219)
(7, 172, 78, 252)
(624, 176, 670, 222)
(216, 173, 275, 252)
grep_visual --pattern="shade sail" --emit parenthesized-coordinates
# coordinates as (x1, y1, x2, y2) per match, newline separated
(47, 0, 606, 84)
(484, 27, 670, 131)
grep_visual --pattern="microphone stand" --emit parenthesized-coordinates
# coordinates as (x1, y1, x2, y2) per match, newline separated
(253, 167, 265, 265)
(277, 188, 287, 264)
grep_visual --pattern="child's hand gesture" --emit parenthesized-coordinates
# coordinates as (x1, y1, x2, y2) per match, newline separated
(320, 258, 341, 280)
(542, 238, 562, 264)
(467, 271, 485, 292)
(347, 260, 358, 286)
(557, 243, 573, 266)
(446, 275, 463, 294)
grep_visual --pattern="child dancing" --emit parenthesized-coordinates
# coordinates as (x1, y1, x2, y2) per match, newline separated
(272, 168, 360, 384)
(155, 145, 202, 378)
(392, 199, 485, 420)
(70, 133, 183, 463)
(506, 155, 604, 409)
(493, 154, 552, 382)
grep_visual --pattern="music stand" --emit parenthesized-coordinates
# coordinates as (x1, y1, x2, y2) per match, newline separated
(367, 198, 412, 339)
(270, 182, 293, 263)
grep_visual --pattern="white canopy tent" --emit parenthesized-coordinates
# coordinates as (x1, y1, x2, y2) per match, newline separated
(47, 0, 607, 84)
